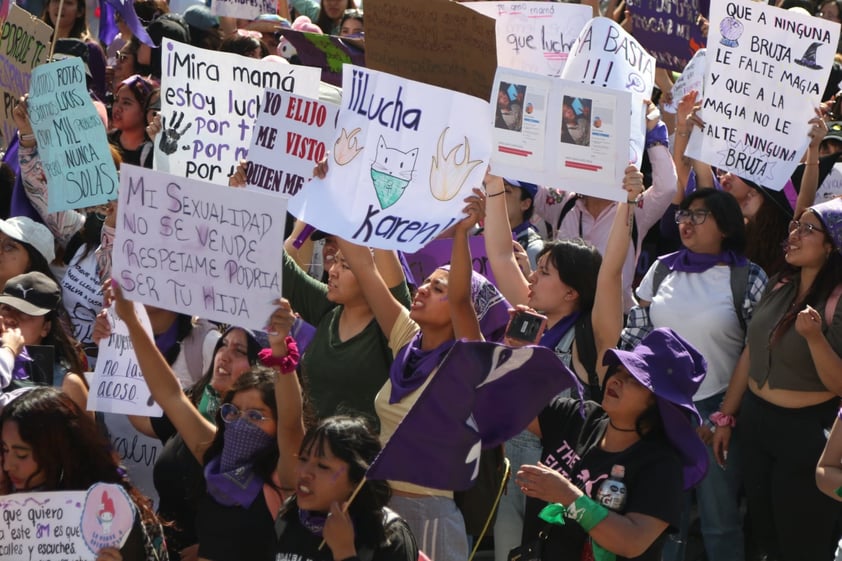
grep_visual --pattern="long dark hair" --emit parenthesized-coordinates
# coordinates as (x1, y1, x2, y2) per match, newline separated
(537, 239, 602, 312)
(188, 327, 262, 408)
(41, 0, 91, 40)
(202, 368, 280, 488)
(316, 0, 357, 33)
(299, 416, 392, 547)
(0, 388, 159, 525)
(745, 194, 791, 276)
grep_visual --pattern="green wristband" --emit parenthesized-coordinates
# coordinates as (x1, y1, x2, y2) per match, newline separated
(835, 486, 842, 498)
(590, 538, 617, 561)
(566, 495, 610, 532)
(538, 503, 567, 526)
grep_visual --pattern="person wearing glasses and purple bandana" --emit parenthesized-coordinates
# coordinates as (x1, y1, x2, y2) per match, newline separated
(714, 197, 842, 561)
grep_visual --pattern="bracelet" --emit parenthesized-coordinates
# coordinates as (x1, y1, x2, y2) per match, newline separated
(486, 191, 505, 198)
(17, 131, 34, 142)
(709, 411, 737, 428)
(567, 495, 610, 532)
(258, 337, 300, 374)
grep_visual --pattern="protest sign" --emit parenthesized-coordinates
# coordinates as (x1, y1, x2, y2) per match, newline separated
(0, 4, 51, 148)
(465, 2, 591, 78)
(210, 0, 274, 20)
(626, 0, 705, 72)
(80, 483, 135, 554)
(489, 67, 631, 201)
(405, 237, 496, 286)
(0, 490, 89, 560)
(246, 90, 339, 198)
(113, 165, 287, 330)
(0, 484, 136, 561)
(88, 303, 161, 416)
(28, 57, 118, 212)
(277, 29, 366, 87)
(102, 412, 161, 508)
(817, 163, 842, 202)
(685, 0, 839, 189)
(562, 17, 655, 168)
(288, 66, 491, 252)
(665, 48, 706, 113)
(365, 0, 497, 100)
(156, 39, 321, 183)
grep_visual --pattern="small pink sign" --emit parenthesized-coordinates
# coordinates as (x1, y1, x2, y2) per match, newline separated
(80, 483, 136, 554)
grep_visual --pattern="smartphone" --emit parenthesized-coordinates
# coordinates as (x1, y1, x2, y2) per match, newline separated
(505, 310, 548, 344)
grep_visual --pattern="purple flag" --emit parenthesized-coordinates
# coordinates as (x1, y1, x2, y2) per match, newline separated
(404, 237, 496, 286)
(366, 341, 581, 491)
(103, 0, 154, 47)
(277, 29, 365, 87)
(626, 0, 706, 73)
(99, 0, 118, 46)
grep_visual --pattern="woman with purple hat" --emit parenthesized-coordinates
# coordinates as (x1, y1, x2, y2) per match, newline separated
(515, 327, 708, 561)
(713, 197, 842, 561)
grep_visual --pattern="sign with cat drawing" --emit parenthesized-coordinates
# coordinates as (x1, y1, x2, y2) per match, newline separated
(288, 65, 492, 252)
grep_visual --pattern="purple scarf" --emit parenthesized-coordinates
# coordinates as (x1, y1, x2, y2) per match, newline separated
(388, 333, 455, 404)
(204, 419, 275, 508)
(298, 509, 329, 536)
(12, 347, 33, 380)
(538, 312, 580, 351)
(658, 249, 747, 274)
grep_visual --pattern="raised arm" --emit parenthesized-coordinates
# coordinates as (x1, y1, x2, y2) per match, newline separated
(482, 175, 530, 305)
(449, 200, 483, 342)
(103, 279, 216, 462)
(335, 238, 405, 338)
(795, 110, 826, 218)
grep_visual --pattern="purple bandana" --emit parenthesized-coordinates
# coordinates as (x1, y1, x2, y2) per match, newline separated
(298, 509, 328, 536)
(388, 334, 455, 404)
(12, 347, 33, 380)
(538, 312, 580, 351)
(204, 419, 275, 508)
(658, 249, 747, 274)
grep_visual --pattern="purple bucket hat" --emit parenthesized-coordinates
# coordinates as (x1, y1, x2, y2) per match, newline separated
(602, 328, 709, 490)
(810, 198, 842, 254)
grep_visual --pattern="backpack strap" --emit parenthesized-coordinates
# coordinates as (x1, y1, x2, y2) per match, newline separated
(555, 194, 580, 233)
(825, 283, 842, 325)
(649, 259, 670, 298)
(729, 264, 750, 333)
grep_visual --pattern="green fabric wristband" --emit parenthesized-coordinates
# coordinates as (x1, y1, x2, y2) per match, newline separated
(835, 486, 842, 498)
(567, 495, 610, 532)
(538, 503, 567, 526)
(590, 538, 616, 561)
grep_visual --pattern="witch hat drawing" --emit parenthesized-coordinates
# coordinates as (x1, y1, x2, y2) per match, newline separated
(796, 42, 824, 70)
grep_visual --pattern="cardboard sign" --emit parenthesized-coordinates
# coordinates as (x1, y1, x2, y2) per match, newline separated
(365, 0, 497, 100)
(246, 90, 340, 198)
(465, 2, 591, 78)
(489, 67, 631, 201)
(156, 39, 321, 183)
(626, 0, 706, 72)
(28, 57, 118, 212)
(112, 165, 288, 330)
(288, 66, 491, 252)
(685, 0, 839, 189)
(88, 303, 162, 416)
(0, 4, 51, 148)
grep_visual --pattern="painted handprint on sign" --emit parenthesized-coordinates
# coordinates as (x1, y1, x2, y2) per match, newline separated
(159, 111, 192, 155)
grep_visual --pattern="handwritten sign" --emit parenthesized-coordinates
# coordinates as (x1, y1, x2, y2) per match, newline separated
(28, 57, 117, 212)
(665, 48, 706, 114)
(405, 237, 497, 285)
(88, 303, 161, 416)
(102, 412, 160, 508)
(0, 490, 88, 560)
(211, 0, 274, 20)
(277, 29, 366, 87)
(0, 4, 51, 149)
(288, 66, 491, 252)
(465, 2, 591, 78)
(80, 483, 135, 554)
(155, 39, 320, 183)
(562, 17, 655, 168)
(489, 67, 631, 201)
(246, 90, 339, 198)
(365, 0, 497, 101)
(685, 0, 839, 189)
(113, 165, 288, 330)
(626, 0, 705, 72)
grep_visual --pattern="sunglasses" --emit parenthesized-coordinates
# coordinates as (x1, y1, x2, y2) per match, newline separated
(220, 403, 269, 424)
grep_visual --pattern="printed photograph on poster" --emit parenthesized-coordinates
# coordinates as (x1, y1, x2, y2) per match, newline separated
(560, 96, 592, 146)
(495, 81, 527, 132)
(492, 71, 549, 170)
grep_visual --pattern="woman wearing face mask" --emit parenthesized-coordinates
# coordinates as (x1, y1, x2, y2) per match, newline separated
(104, 278, 300, 561)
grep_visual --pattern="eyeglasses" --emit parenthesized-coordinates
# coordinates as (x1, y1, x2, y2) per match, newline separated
(674, 209, 712, 225)
(788, 220, 826, 237)
(220, 403, 269, 424)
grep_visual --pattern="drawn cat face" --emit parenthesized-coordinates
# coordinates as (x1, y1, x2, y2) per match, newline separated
(371, 136, 418, 180)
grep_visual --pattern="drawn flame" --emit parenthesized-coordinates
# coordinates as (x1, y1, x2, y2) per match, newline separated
(429, 127, 482, 201)
(333, 128, 363, 166)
